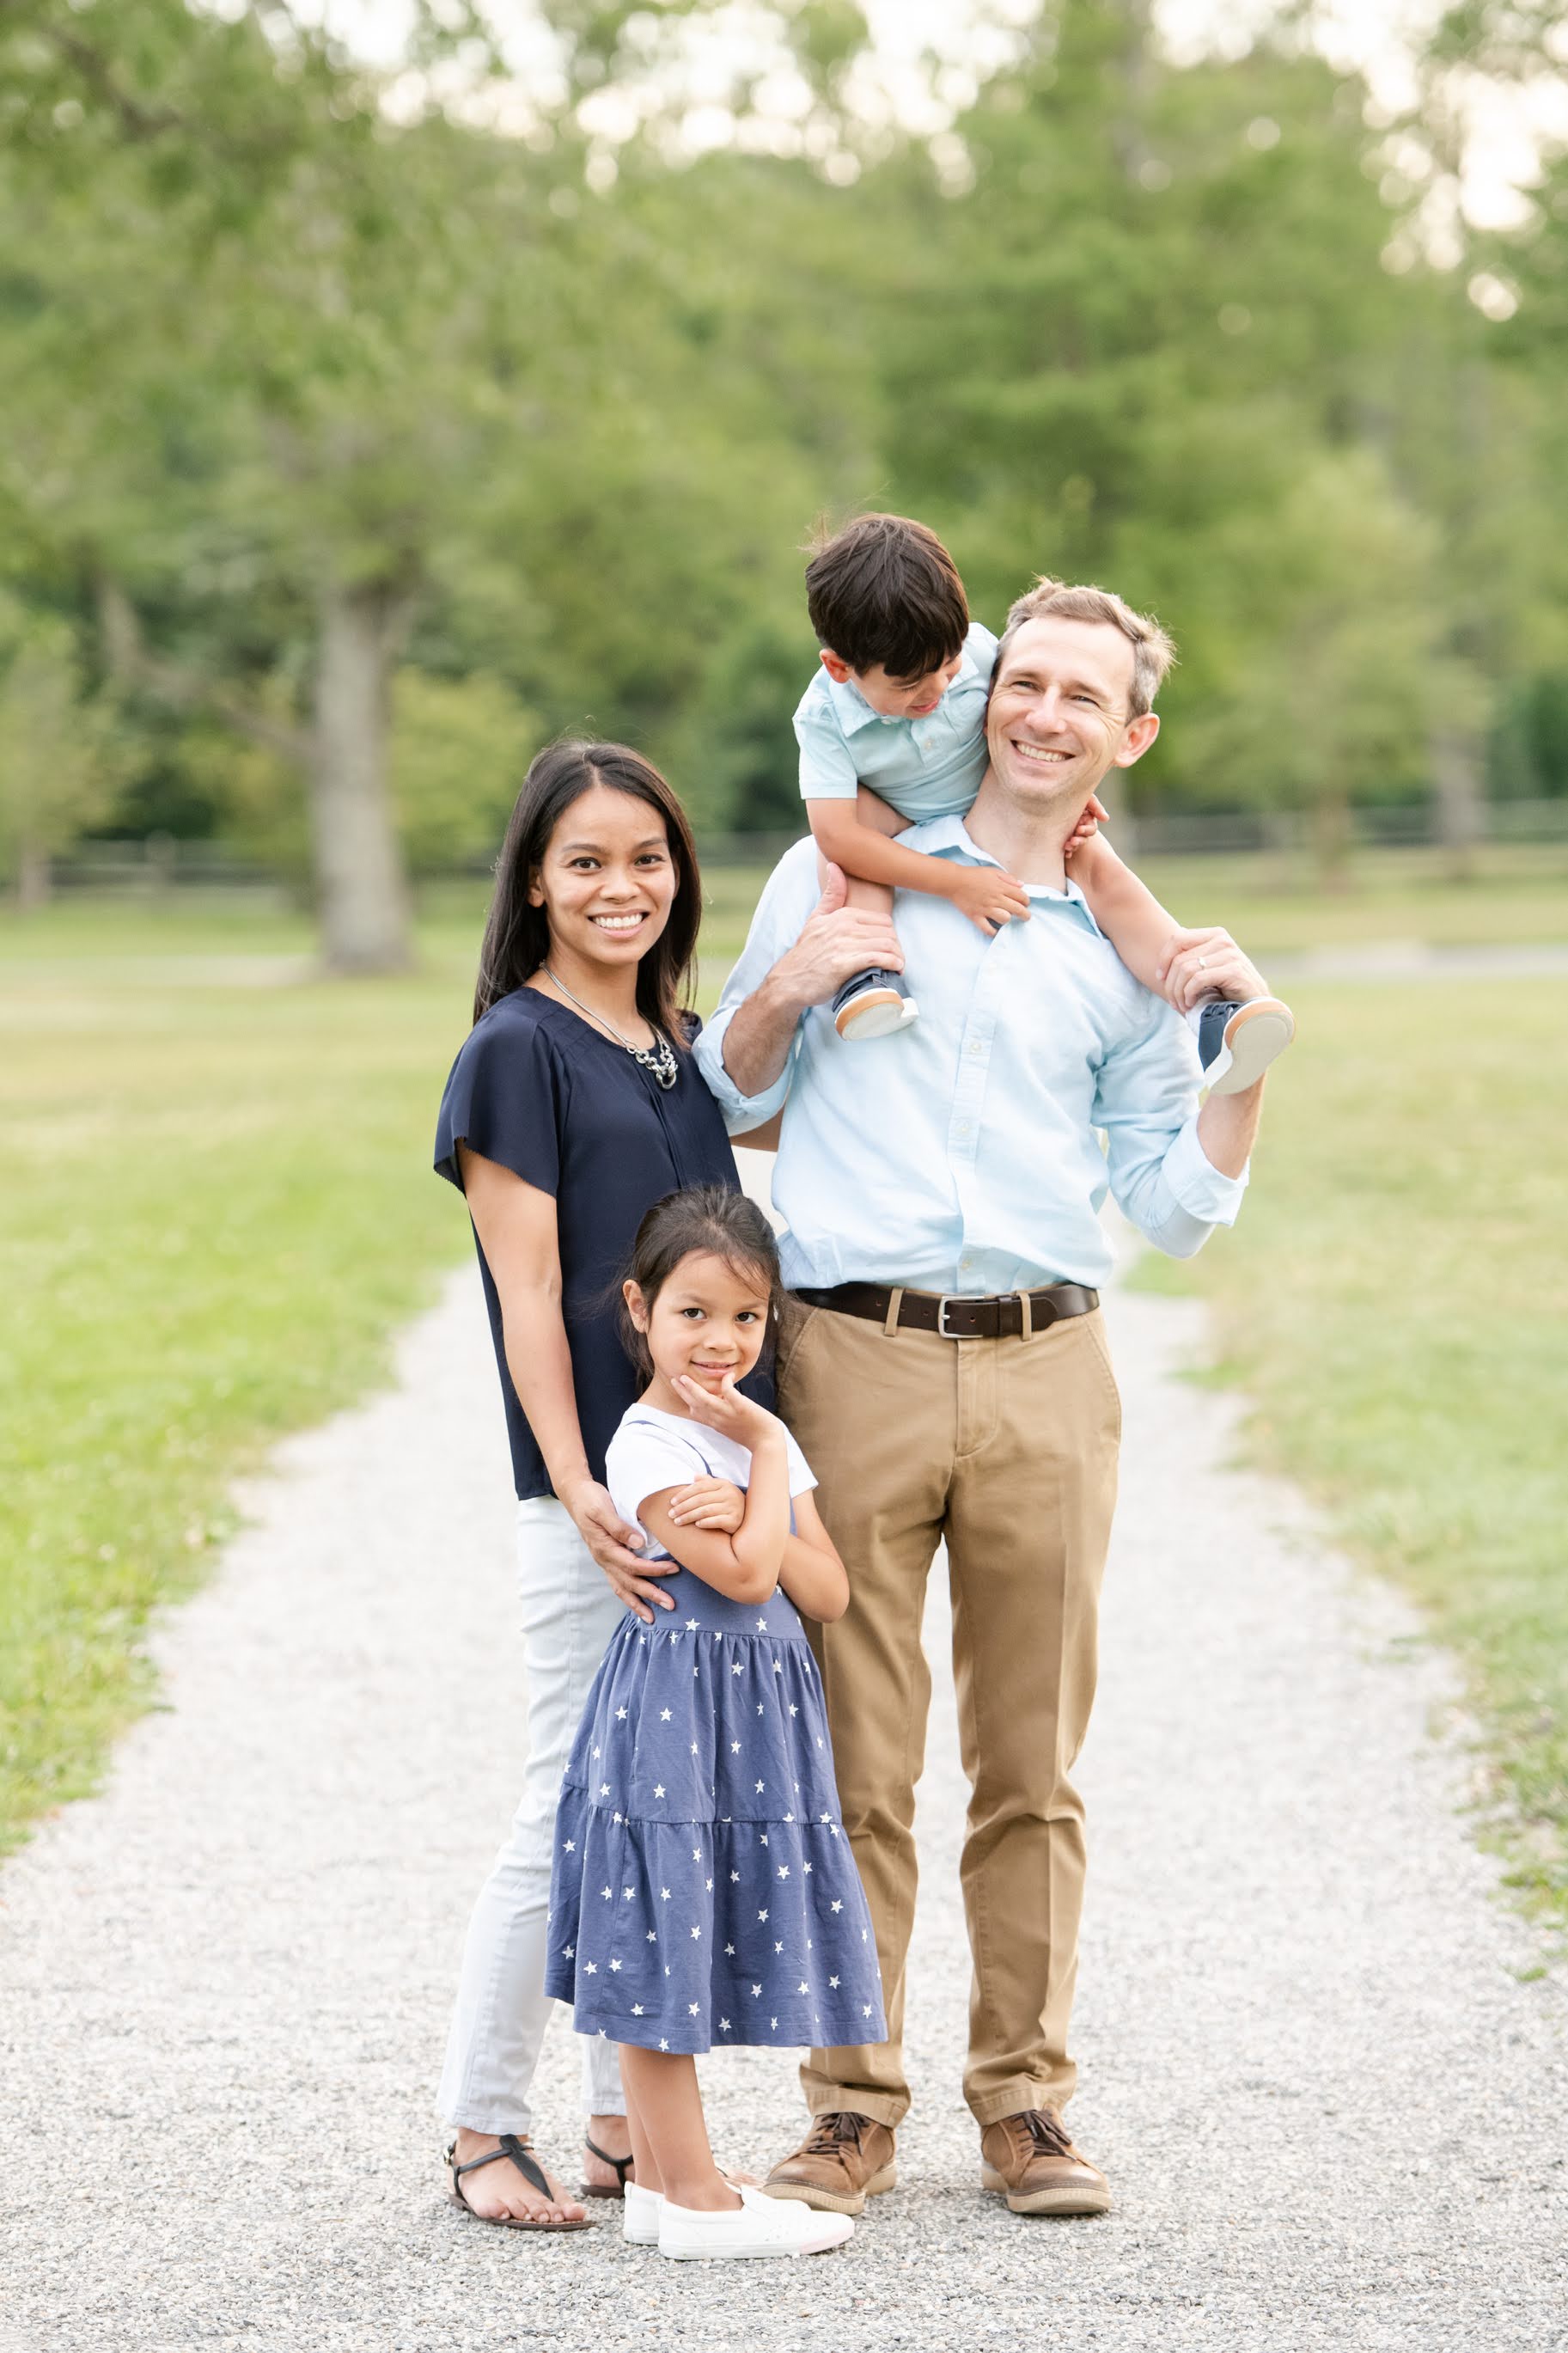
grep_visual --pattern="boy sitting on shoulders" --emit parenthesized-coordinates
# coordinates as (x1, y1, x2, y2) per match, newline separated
(794, 510, 1293, 1091)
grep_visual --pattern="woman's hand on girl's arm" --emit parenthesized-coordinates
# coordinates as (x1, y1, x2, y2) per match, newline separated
(777, 1493, 849, 1624)
(459, 1142, 676, 1623)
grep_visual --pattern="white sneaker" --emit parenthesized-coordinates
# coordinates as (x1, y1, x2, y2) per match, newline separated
(658, 2182, 855, 2260)
(1189, 994, 1295, 1094)
(623, 2179, 663, 2246)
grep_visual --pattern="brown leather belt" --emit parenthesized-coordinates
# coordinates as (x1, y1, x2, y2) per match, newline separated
(792, 1280, 1099, 1341)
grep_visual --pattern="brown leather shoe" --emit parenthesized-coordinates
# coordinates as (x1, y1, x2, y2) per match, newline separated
(979, 2108, 1111, 2216)
(764, 2111, 898, 2215)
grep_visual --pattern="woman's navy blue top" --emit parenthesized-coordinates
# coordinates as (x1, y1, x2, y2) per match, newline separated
(434, 988, 747, 1502)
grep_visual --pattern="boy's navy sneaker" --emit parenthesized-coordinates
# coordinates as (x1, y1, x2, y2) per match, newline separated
(833, 967, 919, 1042)
(1190, 996, 1295, 1092)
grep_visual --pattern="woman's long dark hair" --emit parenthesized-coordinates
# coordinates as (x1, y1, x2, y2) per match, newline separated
(473, 740, 703, 1035)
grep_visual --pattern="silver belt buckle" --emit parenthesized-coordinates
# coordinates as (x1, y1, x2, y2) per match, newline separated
(936, 1294, 964, 1339)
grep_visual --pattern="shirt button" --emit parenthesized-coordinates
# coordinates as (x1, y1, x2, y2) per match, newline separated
(955, 1120, 972, 1136)
(967, 1040, 984, 1058)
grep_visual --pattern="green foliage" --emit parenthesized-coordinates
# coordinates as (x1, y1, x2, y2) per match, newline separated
(0, 597, 117, 889)
(390, 668, 539, 873)
(2, 0, 1566, 894)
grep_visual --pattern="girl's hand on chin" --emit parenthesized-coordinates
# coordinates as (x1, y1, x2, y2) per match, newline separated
(673, 1371, 773, 1444)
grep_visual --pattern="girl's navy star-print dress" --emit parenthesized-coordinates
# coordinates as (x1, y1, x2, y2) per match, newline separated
(545, 1404, 886, 2057)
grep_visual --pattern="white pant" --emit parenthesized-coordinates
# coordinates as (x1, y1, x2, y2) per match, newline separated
(436, 1497, 626, 2134)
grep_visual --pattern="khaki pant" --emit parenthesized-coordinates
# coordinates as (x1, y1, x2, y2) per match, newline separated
(777, 1295, 1121, 2129)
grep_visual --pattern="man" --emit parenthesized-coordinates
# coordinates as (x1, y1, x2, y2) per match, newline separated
(693, 579, 1272, 2220)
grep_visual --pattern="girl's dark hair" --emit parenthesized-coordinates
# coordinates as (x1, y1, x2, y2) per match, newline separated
(618, 1186, 784, 1379)
(804, 510, 969, 681)
(473, 739, 702, 1035)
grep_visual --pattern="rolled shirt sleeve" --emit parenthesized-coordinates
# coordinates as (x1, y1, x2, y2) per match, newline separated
(1093, 999, 1249, 1259)
(693, 838, 821, 1135)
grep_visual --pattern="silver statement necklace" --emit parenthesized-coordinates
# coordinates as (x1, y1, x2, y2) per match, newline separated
(544, 967, 679, 1090)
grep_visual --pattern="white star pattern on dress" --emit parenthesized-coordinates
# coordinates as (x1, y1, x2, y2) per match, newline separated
(631, 2004, 644, 2015)
(690, 1925, 702, 1940)
(616, 1706, 627, 1720)
(659, 2038, 668, 2050)
(624, 1887, 635, 1900)
(725, 1942, 735, 1955)
(729, 1870, 740, 1883)
(692, 1847, 702, 1861)
(831, 1900, 843, 1913)
(660, 1708, 672, 1722)
(778, 1866, 790, 1879)
(829, 1975, 839, 1989)
(653, 1784, 666, 1798)
(583, 1962, 597, 1974)
(751, 1984, 761, 1997)
(789, 1704, 798, 1716)
(720, 2018, 731, 2032)
(686, 1619, 699, 1630)
(730, 1662, 744, 1676)
(759, 1909, 769, 1922)
(646, 1930, 657, 1941)
(774, 1940, 784, 1953)
(599, 1782, 610, 1797)
(730, 1739, 741, 1753)
(756, 1702, 765, 1715)
(688, 2002, 699, 2015)
(609, 1959, 622, 1971)
(601, 1886, 613, 1900)
(755, 1618, 767, 1631)
(660, 1888, 671, 1901)
(771, 2017, 778, 2030)
(773, 1661, 784, 1675)
(755, 1780, 766, 1794)
(803, 1862, 813, 1875)
(797, 1980, 808, 1995)
(562, 1839, 576, 1853)
(563, 1946, 574, 1959)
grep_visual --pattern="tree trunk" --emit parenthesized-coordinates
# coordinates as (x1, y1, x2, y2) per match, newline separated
(1430, 723, 1484, 883)
(15, 840, 51, 908)
(308, 579, 414, 973)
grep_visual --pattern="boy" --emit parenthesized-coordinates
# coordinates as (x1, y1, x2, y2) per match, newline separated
(794, 512, 1293, 1090)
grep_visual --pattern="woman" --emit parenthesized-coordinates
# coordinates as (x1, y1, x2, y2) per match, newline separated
(434, 740, 758, 2229)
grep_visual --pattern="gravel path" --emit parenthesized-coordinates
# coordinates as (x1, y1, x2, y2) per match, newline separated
(3, 1256, 1564, 2352)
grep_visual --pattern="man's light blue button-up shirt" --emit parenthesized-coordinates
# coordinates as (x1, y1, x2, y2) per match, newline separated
(793, 621, 998, 822)
(694, 821, 1248, 1295)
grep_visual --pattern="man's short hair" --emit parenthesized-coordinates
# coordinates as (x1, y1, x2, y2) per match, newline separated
(805, 512, 969, 681)
(998, 578, 1176, 718)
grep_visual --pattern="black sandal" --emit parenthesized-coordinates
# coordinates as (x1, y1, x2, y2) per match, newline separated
(445, 2135, 594, 2231)
(579, 2132, 636, 2201)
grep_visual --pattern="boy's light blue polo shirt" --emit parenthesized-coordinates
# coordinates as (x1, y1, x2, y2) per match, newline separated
(794, 620, 998, 822)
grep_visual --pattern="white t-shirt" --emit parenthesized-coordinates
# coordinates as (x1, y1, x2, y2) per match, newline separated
(605, 1403, 816, 1562)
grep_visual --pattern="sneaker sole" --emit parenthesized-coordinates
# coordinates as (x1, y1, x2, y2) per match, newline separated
(979, 2161, 1112, 2217)
(659, 2227, 851, 2259)
(1205, 999, 1294, 1095)
(834, 993, 919, 1042)
(761, 2161, 898, 2217)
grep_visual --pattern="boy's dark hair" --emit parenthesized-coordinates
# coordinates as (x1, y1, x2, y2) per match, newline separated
(804, 512, 969, 681)
(618, 1186, 784, 1380)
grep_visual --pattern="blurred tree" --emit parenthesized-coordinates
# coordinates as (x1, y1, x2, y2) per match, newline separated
(390, 669, 540, 876)
(0, 598, 116, 904)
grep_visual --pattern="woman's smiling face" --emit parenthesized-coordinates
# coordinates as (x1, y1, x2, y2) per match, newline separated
(528, 782, 678, 975)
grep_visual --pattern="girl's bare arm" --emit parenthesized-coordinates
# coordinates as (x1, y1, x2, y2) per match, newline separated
(776, 1490, 849, 1624)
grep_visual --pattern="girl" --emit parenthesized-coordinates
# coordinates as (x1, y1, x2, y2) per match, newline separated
(544, 1188, 885, 2260)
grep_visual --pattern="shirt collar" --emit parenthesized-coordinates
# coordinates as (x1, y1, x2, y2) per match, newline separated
(821, 667, 885, 737)
(901, 814, 1106, 934)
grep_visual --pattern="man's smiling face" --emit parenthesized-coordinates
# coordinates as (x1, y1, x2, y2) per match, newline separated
(985, 614, 1158, 815)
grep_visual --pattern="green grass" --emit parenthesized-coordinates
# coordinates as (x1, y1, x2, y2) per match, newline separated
(2, 855, 1565, 1869)
(0, 905, 484, 1850)
(1134, 980, 1568, 1928)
